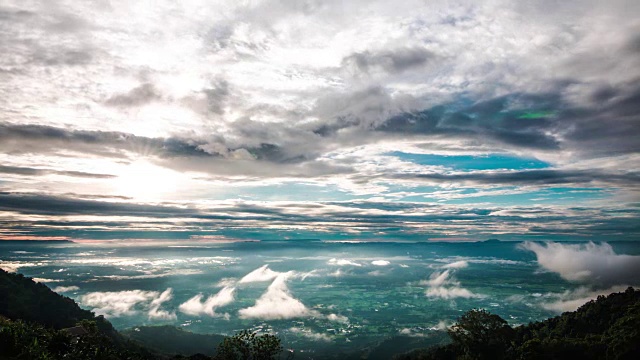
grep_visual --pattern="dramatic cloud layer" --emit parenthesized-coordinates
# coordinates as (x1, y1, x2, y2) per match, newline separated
(521, 241, 640, 285)
(0, 0, 638, 241)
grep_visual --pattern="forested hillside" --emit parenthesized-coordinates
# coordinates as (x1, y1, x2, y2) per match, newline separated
(0, 269, 95, 329)
(397, 287, 640, 360)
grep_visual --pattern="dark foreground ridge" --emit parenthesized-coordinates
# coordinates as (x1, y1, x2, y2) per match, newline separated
(1, 268, 639, 359)
(397, 287, 640, 360)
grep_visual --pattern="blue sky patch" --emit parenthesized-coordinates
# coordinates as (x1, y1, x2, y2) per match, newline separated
(387, 152, 551, 171)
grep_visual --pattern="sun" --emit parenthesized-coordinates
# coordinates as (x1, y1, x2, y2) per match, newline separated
(112, 160, 182, 201)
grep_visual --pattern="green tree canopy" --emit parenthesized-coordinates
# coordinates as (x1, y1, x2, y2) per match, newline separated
(447, 309, 515, 359)
(213, 330, 285, 360)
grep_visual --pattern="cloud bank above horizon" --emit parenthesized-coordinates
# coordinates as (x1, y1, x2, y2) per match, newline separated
(0, 0, 639, 241)
(521, 241, 640, 286)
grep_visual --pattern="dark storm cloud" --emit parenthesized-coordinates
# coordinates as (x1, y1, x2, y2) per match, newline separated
(342, 47, 434, 74)
(560, 82, 640, 156)
(157, 155, 352, 178)
(0, 123, 213, 159)
(0, 122, 330, 167)
(0, 192, 316, 221)
(0, 193, 337, 235)
(3, 77, 637, 185)
(311, 86, 412, 133)
(105, 83, 162, 107)
(0, 165, 114, 179)
(0, 122, 352, 178)
(375, 83, 640, 157)
(224, 117, 326, 162)
(247, 143, 306, 163)
(376, 93, 561, 150)
(0, 165, 48, 176)
(0, 192, 195, 217)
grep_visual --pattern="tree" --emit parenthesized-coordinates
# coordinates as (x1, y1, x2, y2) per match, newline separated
(213, 330, 286, 360)
(447, 309, 515, 360)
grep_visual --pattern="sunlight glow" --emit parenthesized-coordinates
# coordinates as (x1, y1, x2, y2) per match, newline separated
(113, 160, 183, 200)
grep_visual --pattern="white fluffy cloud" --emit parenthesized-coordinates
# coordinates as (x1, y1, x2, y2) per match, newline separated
(327, 313, 349, 323)
(32, 278, 61, 283)
(328, 258, 361, 267)
(425, 286, 479, 300)
(399, 322, 451, 337)
(371, 260, 390, 266)
(421, 270, 452, 287)
(429, 320, 452, 331)
(239, 273, 320, 320)
(239, 265, 280, 283)
(521, 241, 640, 285)
(421, 270, 482, 299)
(178, 286, 235, 317)
(540, 285, 631, 313)
(289, 327, 332, 342)
(0, 261, 46, 272)
(148, 288, 177, 320)
(52, 285, 80, 293)
(442, 260, 469, 269)
(80, 289, 174, 318)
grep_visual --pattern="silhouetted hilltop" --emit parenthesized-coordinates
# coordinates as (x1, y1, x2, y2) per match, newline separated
(397, 287, 640, 359)
(0, 268, 95, 329)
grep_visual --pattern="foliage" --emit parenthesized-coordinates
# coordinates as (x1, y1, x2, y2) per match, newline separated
(213, 330, 285, 360)
(397, 287, 640, 360)
(0, 317, 155, 360)
(0, 269, 95, 329)
(0, 317, 289, 360)
(447, 309, 515, 359)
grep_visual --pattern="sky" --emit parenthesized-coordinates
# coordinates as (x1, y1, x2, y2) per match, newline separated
(0, 0, 639, 242)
